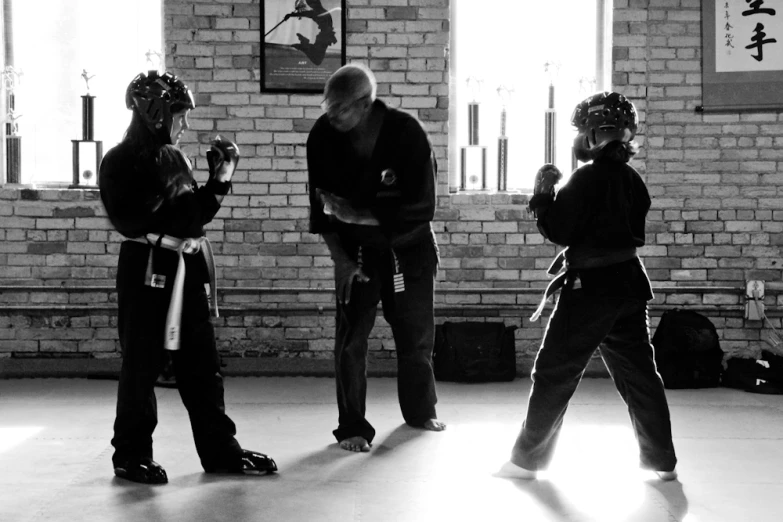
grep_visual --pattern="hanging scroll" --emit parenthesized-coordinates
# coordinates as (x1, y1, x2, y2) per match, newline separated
(701, 0, 783, 111)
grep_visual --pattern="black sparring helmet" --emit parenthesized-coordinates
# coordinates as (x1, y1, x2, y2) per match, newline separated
(571, 91, 638, 152)
(125, 70, 195, 144)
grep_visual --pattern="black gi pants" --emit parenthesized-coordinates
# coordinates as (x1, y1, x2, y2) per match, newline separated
(511, 284, 677, 472)
(332, 240, 439, 444)
(111, 242, 242, 469)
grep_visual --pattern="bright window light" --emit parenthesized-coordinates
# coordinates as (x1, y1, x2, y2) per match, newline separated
(453, 0, 603, 190)
(8, 0, 162, 185)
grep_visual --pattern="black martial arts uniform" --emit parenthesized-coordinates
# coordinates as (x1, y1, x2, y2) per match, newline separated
(513, 153, 678, 473)
(307, 99, 440, 444)
(99, 141, 243, 471)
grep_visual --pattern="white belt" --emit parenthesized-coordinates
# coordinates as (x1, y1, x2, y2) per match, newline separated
(129, 233, 219, 351)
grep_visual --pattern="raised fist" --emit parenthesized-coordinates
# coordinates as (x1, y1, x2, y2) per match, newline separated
(207, 135, 241, 182)
(533, 163, 562, 196)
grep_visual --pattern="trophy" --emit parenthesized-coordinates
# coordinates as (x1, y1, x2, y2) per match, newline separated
(543, 61, 561, 166)
(460, 76, 487, 191)
(71, 69, 102, 187)
(573, 76, 597, 170)
(145, 49, 163, 71)
(3, 66, 22, 184)
(496, 85, 514, 192)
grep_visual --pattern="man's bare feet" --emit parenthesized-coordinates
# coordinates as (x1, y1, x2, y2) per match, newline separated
(422, 419, 446, 431)
(339, 436, 371, 452)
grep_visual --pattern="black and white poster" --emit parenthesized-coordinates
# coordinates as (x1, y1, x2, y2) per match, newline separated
(261, 0, 346, 93)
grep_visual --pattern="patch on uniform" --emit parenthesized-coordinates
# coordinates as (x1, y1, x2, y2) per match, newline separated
(148, 274, 167, 288)
(380, 168, 397, 186)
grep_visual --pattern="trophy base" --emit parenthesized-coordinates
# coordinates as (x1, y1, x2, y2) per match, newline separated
(460, 146, 487, 191)
(72, 140, 103, 187)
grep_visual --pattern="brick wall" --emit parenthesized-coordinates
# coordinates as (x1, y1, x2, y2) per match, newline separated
(1, 0, 781, 376)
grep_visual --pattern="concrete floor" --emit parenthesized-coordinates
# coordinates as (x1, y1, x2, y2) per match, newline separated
(1, 376, 782, 522)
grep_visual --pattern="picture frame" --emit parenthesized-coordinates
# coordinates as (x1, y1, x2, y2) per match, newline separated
(261, 0, 347, 93)
(700, 0, 783, 112)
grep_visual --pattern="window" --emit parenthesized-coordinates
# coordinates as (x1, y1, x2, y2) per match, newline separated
(450, 0, 611, 191)
(2, 0, 162, 186)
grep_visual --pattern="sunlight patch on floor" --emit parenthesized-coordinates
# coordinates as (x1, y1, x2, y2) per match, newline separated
(545, 424, 647, 521)
(399, 422, 649, 521)
(0, 426, 44, 454)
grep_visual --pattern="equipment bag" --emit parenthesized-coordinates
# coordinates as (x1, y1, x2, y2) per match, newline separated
(722, 352, 783, 395)
(652, 309, 724, 389)
(433, 321, 517, 382)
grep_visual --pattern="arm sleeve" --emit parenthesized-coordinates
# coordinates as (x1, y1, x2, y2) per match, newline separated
(99, 152, 163, 238)
(100, 149, 226, 238)
(159, 179, 224, 236)
(533, 167, 593, 247)
(306, 122, 334, 235)
(371, 117, 436, 229)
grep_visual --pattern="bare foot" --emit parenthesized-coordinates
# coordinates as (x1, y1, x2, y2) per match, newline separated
(422, 419, 446, 431)
(494, 461, 537, 479)
(339, 436, 371, 452)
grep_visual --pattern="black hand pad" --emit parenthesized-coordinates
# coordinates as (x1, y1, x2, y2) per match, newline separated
(533, 163, 563, 195)
(210, 135, 241, 166)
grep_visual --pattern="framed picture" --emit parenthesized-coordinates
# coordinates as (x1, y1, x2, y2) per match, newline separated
(261, 0, 346, 93)
(701, 0, 783, 111)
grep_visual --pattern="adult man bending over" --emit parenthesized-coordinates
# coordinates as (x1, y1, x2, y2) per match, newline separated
(306, 63, 445, 452)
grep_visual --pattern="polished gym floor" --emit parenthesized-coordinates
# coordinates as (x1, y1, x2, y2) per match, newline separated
(1, 375, 782, 522)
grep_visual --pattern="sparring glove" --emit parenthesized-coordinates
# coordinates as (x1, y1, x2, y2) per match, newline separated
(207, 135, 241, 183)
(533, 163, 562, 197)
(529, 163, 563, 218)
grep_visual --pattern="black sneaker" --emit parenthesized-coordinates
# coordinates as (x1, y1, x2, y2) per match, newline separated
(204, 450, 277, 475)
(114, 458, 168, 484)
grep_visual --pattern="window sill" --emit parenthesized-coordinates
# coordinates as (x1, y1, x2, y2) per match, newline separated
(443, 189, 531, 206)
(3, 182, 98, 190)
(1, 184, 100, 202)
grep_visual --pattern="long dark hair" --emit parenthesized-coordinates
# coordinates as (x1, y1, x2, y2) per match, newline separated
(123, 110, 162, 161)
(123, 101, 190, 158)
(123, 107, 194, 201)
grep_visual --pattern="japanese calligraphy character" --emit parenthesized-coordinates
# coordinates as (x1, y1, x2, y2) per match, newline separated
(742, 0, 776, 16)
(745, 22, 777, 61)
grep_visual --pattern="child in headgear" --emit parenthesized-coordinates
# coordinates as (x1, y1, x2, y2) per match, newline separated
(498, 91, 678, 482)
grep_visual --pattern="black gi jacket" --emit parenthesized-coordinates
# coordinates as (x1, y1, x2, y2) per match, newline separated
(99, 141, 229, 240)
(99, 141, 230, 284)
(529, 158, 654, 300)
(307, 100, 436, 251)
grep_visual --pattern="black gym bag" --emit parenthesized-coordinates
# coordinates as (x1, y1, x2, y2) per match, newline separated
(652, 309, 724, 389)
(433, 321, 517, 382)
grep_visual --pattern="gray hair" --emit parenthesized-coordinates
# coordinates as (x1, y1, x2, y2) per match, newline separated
(324, 63, 377, 104)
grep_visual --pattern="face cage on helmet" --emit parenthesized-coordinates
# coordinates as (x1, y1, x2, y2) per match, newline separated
(127, 72, 195, 144)
(571, 92, 637, 141)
